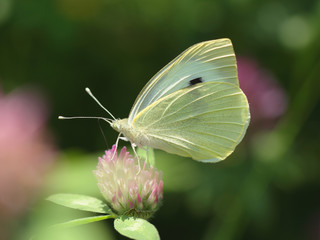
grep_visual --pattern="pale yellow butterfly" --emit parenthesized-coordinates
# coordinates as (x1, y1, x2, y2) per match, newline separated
(60, 38, 250, 163)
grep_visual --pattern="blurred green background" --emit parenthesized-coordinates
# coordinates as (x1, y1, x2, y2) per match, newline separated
(0, 0, 320, 239)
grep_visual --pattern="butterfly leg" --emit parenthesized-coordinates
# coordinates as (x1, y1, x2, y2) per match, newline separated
(119, 136, 129, 141)
(140, 146, 151, 164)
(130, 142, 143, 175)
(112, 133, 122, 160)
(143, 146, 149, 164)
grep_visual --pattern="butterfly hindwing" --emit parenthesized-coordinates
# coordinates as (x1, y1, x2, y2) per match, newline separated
(132, 82, 250, 162)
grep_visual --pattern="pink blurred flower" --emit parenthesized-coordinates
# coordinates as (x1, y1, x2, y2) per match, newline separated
(94, 145, 163, 219)
(0, 86, 56, 220)
(237, 57, 288, 129)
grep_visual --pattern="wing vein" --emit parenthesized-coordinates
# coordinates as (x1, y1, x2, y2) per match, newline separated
(148, 133, 223, 157)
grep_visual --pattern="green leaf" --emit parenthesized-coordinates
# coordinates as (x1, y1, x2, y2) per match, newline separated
(137, 147, 155, 167)
(47, 193, 110, 214)
(114, 216, 160, 240)
(49, 215, 114, 230)
(30, 215, 114, 240)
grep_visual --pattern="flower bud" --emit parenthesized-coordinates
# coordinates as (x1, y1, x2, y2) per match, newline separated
(94, 145, 163, 219)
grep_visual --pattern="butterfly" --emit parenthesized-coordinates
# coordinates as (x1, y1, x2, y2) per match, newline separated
(60, 38, 250, 163)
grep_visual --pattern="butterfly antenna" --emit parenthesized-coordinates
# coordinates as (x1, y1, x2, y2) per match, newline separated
(85, 87, 116, 120)
(58, 116, 113, 125)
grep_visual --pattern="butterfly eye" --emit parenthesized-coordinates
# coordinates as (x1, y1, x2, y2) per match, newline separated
(111, 120, 122, 132)
(110, 121, 117, 130)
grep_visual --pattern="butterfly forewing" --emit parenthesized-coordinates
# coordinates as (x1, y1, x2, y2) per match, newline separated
(132, 82, 250, 162)
(128, 39, 238, 124)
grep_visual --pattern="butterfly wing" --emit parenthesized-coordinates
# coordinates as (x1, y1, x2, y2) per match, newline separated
(132, 82, 250, 162)
(128, 38, 238, 124)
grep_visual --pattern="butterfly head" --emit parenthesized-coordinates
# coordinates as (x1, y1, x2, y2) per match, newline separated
(110, 118, 143, 146)
(110, 118, 130, 133)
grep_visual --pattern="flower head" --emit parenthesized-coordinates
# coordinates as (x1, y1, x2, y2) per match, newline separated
(94, 145, 163, 219)
(237, 57, 288, 129)
(0, 86, 56, 220)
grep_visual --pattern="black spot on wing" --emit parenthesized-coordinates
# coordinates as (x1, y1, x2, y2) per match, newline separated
(189, 77, 203, 86)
